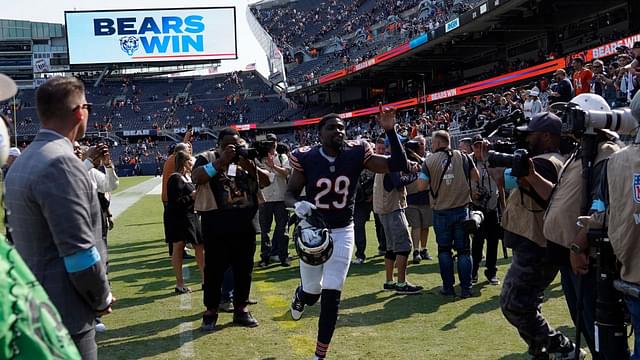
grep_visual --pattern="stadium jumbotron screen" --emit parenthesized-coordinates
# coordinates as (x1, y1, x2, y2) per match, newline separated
(64, 7, 238, 65)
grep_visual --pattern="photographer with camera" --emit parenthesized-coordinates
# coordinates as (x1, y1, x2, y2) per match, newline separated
(417, 130, 479, 298)
(192, 128, 272, 331)
(470, 135, 505, 286)
(541, 94, 622, 359)
(582, 90, 640, 359)
(404, 136, 433, 263)
(255, 133, 292, 268)
(495, 112, 581, 359)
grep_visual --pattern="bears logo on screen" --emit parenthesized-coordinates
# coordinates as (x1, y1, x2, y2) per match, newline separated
(120, 36, 140, 56)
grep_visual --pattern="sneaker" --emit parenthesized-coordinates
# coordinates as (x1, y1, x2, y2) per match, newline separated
(471, 274, 479, 285)
(460, 288, 473, 299)
(233, 311, 259, 327)
(183, 251, 195, 260)
(353, 257, 365, 265)
(201, 312, 218, 332)
(174, 286, 192, 294)
(95, 318, 106, 333)
(485, 270, 501, 285)
(552, 346, 587, 360)
(420, 249, 433, 260)
(247, 298, 259, 305)
(412, 250, 422, 264)
(290, 287, 305, 320)
(219, 301, 234, 313)
(280, 258, 291, 267)
(258, 259, 269, 268)
(439, 287, 456, 297)
(395, 282, 423, 295)
(383, 282, 396, 291)
(270, 255, 281, 263)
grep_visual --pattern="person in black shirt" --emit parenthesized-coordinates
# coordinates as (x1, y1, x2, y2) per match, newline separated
(549, 69, 574, 104)
(165, 150, 204, 294)
(192, 128, 271, 330)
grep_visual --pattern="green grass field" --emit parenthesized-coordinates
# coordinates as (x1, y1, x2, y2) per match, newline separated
(113, 175, 155, 194)
(97, 193, 582, 360)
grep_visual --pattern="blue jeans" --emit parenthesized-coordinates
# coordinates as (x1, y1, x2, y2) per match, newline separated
(221, 268, 234, 304)
(432, 207, 472, 291)
(627, 296, 640, 359)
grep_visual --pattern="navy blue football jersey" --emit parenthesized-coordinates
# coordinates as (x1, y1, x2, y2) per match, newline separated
(290, 140, 373, 228)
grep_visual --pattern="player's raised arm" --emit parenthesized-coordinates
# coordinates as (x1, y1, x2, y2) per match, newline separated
(364, 106, 410, 174)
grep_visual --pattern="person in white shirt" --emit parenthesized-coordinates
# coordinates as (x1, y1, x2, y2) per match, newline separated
(523, 88, 543, 119)
(256, 134, 292, 267)
(75, 142, 119, 194)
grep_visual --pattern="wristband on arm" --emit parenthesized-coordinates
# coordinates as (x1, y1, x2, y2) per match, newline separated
(204, 162, 217, 178)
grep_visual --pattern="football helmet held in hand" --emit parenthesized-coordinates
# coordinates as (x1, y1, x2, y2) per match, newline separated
(293, 211, 333, 266)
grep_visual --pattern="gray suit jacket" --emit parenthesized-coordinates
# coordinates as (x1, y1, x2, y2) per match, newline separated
(5, 130, 110, 335)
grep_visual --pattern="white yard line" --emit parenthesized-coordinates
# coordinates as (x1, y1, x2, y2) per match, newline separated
(110, 177, 162, 219)
(178, 265, 194, 358)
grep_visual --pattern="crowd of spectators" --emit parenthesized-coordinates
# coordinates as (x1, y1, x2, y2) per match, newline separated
(253, 0, 483, 85)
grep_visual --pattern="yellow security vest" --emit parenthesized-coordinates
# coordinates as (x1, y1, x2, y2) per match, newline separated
(502, 152, 566, 247)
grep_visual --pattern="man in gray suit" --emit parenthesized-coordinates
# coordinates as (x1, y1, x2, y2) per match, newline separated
(5, 76, 114, 360)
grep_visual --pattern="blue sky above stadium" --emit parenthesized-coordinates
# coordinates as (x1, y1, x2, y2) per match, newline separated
(5, 0, 268, 75)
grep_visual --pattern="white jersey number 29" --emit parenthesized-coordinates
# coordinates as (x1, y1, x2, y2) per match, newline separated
(315, 176, 350, 209)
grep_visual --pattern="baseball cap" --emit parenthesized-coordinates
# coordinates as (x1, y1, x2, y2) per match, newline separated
(0, 73, 17, 102)
(516, 112, 562, 135)
(265, 133, 277, 142)
(8, 147, 20, 157)
(471, 134, 483, 144)
(553, 69, 566, 76)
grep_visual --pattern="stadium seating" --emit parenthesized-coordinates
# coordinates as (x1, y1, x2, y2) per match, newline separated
(252, 0, 483, 86)
(8, 71, 287, 135)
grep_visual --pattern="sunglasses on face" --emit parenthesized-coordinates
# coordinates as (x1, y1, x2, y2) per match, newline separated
(72, 103, 92, 113)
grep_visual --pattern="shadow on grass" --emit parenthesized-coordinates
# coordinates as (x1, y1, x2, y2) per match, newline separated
(497, 353, 529, 360)
(108, 240, 165, 255)
(331, 286, 462, 327)
(114, 288, 177, 310)
(441, 294, 501, 331)
(124, 221, 163, 227)
(108, 257, 171, 274)
(97, 313, 211, 359)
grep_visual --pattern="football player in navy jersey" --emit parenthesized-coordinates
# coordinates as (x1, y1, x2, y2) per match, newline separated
(285, 108, 412, 360)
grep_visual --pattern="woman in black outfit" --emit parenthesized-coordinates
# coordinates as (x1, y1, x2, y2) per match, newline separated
(165, 150, 204, 293)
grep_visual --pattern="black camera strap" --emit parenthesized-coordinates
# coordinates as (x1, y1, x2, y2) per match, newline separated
(518, 186, 548, 211)
(429, 149, 453, 200)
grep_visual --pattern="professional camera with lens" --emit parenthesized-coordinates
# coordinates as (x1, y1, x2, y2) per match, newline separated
(474, 188, 492, 210)
(235, 144, 260, 161)
(463, 210, 485, 234)
(247, 139, 276, 161)
(480, 110, 526, 138)
(404, 140, 423, 164)
(563, 103, 638, 136)
(487, 148, 530, 178)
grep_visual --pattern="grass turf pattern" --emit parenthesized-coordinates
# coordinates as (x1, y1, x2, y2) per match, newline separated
(98, 194, 578, 359)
